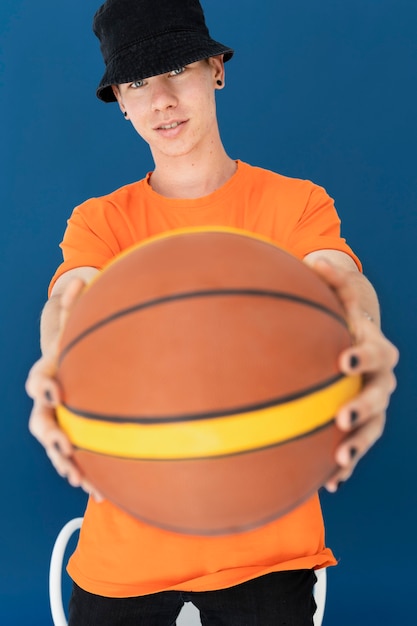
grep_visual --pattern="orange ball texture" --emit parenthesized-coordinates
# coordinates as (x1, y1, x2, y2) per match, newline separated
(56, 228, 360, 535)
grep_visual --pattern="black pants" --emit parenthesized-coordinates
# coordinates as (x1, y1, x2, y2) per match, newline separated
(68, 569, 317, 625)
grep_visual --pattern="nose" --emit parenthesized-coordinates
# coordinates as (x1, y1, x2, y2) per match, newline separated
(150, 78, 178, 112)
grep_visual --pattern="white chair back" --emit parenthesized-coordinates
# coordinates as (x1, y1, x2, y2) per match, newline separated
(49, 517, 84, 626)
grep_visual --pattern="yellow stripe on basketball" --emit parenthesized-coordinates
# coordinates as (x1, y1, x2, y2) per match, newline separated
(57, 374, 361, 460)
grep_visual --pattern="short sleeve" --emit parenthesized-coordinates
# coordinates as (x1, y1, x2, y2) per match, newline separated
(48, 199, 129, 295)
(285, 184, 362, 270)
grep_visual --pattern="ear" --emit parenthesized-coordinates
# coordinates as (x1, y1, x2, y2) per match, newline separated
(208, 55, 225, 88)
(112, 85, 129, 118)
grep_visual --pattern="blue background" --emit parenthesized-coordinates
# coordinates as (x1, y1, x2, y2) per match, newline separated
(1, 1, 416, 623)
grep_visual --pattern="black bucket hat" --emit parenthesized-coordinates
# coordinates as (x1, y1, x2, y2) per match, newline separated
(93, 0, 234, 103)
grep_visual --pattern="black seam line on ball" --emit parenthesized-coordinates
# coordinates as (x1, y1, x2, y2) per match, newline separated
(58, 288, 348, 364)
(111, 481, 325, 536)
(72, 417, 335, 462)
(62, 372, 346, 424)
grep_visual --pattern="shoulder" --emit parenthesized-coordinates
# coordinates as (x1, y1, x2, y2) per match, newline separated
(237, 161, 330, 203)
(75, 178, 147, 215)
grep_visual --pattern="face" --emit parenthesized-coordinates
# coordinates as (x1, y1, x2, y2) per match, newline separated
(112, 57, 224, 160)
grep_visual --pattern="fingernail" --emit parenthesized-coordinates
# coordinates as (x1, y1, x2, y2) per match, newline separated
(350, 410, 359, 425)
(350, 447, 358, 460)
(349, 355, 360, 369)
(53, 442, 63, 454)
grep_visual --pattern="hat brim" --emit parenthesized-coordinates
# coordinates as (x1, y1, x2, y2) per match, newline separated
(96, 31, 234, 102)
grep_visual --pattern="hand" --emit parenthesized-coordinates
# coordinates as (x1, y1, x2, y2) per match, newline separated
(311, 258, 399, 491)
(26, 278, 103, 501)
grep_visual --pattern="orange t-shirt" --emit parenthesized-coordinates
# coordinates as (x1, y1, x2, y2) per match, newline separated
(51, 161, 360, 598)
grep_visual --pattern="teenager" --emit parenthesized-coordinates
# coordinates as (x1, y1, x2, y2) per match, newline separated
(26, 1, 398, 624)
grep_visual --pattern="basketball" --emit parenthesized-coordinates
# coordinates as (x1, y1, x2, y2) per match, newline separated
(56, 228, 361, 535)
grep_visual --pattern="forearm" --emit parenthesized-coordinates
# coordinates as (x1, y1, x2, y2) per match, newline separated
(40, 296, 62, 356)
(346, 270, 381, 328)
(303, 249, 381, 327)
(39, 266, 100, 356)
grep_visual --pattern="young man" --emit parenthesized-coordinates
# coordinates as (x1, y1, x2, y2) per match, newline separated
(26, 1, 398, 624)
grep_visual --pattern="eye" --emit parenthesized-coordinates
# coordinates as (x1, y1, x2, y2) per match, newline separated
(169, 67, 186, 77)
(130, 79, 145, 89)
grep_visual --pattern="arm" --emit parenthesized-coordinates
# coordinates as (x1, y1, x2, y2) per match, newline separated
(26, 267, 100, 493)
(304, 250, 399, 490)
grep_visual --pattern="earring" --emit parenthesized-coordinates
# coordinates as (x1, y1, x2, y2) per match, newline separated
(216, 80, 223, 86)
(123, 111, 128, 118)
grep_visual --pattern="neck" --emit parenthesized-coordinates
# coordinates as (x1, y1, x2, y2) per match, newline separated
(149, 139, 236, 199)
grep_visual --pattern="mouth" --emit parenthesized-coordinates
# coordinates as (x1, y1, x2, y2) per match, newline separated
(155, 119, 187, 132)
(158, 121, 182, 130)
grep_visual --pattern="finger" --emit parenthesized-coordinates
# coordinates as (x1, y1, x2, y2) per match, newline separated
(37, 415, 82, 486)
(336, 370, 396, 431)
(25, 356, 60, 400)
(27, 375, 62, 407)
(29, 407, 81, 485)
(325, 413, 386, 492)
(46, 442, 83, 486)
(29, 400, 57, 439)
(30, 402, 84, 487)
(81, 480, 105, 502)
(28, 398, 73, 456)
(336, 412, 386, 467)
(339, 330, 399, 377)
